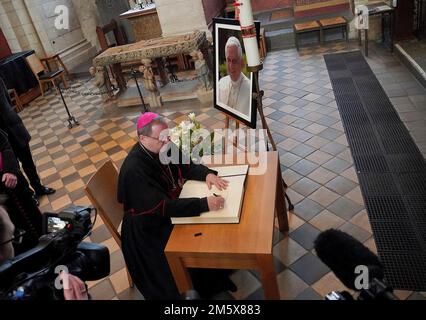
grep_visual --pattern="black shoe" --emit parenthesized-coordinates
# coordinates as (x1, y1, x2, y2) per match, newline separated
(35, 186, 56, 198)
(32, 195, 40, 207)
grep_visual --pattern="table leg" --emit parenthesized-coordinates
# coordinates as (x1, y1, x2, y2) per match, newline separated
(381, 14, 385, 43)
(257, 254, 280, 300)
(364, 29, 369, 57)
(390, 12, 394, 52)
(112, 63, 127, 92)
(166, 254, 193, 295)
(276, 162, 289, 233)
(155, 58, 169, 86)
(358, 29, 362, 46)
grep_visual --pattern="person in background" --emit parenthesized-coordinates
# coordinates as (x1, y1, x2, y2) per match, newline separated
(0, 129, 42, 254)
(0, 76, 55, 205)
(0, 204, 15, 264)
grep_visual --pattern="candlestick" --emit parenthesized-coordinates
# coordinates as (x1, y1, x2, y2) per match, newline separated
(236, 0, 260, 67)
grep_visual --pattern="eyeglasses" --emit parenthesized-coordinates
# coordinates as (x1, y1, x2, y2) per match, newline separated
(0, 229, 26, 247)
(145, 135, 171, 143)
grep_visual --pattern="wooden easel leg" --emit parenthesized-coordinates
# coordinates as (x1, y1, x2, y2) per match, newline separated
(276, 161, 289, 233)
(253, 72, 277, 151)
(253, 70, 294, 212)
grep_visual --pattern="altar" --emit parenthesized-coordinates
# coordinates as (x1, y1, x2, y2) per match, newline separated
(119, 3, 162, 41)
(92, 31, 212, 107)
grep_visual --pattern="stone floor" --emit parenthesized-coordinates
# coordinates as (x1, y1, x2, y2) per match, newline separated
(16, 40, 426, 300)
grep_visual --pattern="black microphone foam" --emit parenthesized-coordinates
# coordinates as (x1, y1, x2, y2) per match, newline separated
(314, 229, 383, 290)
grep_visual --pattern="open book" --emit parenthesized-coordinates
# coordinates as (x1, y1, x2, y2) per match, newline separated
(171, 165, 249, 224)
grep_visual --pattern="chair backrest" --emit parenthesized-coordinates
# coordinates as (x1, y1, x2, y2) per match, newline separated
(96, 19, 126, 52)
(26, 53, 46, 76)
(84, 160, 124, 246)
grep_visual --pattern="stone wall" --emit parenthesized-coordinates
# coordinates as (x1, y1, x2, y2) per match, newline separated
(0, 0, 97, 70)
(201, 0, 225, 28)
(23, 0, 85, 54)
(0, 0, 45, 54)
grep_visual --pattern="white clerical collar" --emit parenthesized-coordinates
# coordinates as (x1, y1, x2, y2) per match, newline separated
(230, 73, 243, 88)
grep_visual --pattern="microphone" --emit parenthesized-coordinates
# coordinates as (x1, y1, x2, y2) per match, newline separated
(314, 229, 383, 291)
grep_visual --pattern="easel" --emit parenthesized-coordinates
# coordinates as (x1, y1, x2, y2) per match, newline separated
(223, 64, 294, 211)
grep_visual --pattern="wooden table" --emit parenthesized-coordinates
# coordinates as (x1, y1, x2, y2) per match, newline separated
(359, 2, 395, 57)
(165, 152, 289, 300)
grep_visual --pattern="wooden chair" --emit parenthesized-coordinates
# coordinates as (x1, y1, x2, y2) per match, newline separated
(8, 88, 24, 112)
(25, 53, 68, 97)
(40, 53, 71, 80)
(96, 19, 127, 52)
(84, 160, 133, 288)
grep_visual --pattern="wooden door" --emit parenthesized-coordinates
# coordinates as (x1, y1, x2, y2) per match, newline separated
(394, 0, 415, 40)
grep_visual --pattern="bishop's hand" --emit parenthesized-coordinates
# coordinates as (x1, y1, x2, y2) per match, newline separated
(207, 196, 225, 211)
(206, 173, 229, 191)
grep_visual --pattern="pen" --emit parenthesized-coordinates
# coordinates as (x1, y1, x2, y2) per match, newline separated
(213, 193, 219, 197)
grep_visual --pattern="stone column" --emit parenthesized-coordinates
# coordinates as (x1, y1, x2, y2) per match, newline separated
(0, 0, 45, 55)
(73, 0, 101, 51)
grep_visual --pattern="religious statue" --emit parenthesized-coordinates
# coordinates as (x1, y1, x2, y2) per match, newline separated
(191, 50, 212, 92)
(89, 66, 111, 102)
(139, 59, 162, 107)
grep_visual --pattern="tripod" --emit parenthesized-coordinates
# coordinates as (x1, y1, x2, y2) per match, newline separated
(131, 68, 149, 113)
(57, 81, 79, 129)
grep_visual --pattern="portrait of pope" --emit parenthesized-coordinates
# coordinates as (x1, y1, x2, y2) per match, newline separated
(217, 36, 252, 117)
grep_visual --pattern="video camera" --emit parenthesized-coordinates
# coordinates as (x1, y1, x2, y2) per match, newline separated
(314, 229, 397, 301)
(0, 206, 110, 300)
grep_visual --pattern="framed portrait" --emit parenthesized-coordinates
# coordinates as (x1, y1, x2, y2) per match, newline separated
(213, 18, 260, 129)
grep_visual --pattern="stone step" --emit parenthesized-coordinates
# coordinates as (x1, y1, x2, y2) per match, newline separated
(255, 7, 295, 32)
(68, 57, 93, 79)
(58, 39, 97, 71)
(395, 42, 426, 88)
(265, 28, 295, 51)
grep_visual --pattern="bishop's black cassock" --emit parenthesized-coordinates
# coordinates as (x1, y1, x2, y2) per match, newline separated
(118, 142, 232, 299)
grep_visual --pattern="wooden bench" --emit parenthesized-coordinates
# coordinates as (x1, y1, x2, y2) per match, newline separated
(294, 21, 321, 51)
(293, 0, 351, 50)
(319, 16, 349, 43)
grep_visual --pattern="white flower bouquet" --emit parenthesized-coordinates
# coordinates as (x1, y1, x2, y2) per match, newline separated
(169, 113, 214, 160)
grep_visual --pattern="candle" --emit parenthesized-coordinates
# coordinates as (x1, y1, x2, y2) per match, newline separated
(237, 0, 261, 67)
